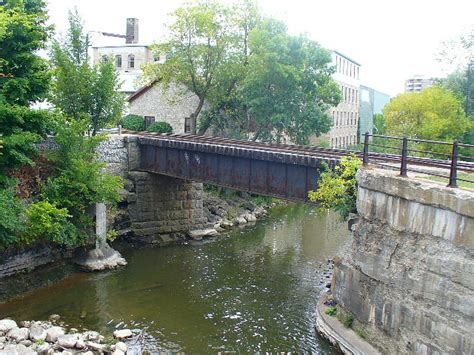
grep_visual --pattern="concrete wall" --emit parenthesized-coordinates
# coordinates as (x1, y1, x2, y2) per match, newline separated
(333, 169, 474, 354)
(98, 136, 208, 242)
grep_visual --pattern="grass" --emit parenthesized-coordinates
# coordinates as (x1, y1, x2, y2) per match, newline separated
(419, 172, 474, 190)
(325, 306, 337, 316)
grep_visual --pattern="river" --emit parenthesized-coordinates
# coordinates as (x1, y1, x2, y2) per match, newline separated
(0, 204, 349, 353)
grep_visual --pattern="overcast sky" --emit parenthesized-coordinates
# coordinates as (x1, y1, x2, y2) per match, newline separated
(45, 0, 474, 97)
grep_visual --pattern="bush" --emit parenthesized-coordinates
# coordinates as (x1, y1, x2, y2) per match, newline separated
(308, 155, 361, 220)
(0, 180, 25, 249)
(121, 114, 145, 131)
(24, 200, 80, 247)
(325, 306, 337, 316)
(343, 313, 355, 328)
(147, 121, 173, 134)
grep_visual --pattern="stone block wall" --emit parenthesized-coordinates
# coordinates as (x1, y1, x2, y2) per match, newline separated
(98, 135, 208, 240)
(333, 169, 474, 354)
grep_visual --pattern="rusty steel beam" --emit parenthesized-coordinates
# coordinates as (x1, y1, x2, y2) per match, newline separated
(138, 142, 322, 202)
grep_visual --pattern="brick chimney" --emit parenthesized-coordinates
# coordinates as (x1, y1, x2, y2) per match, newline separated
(126, 18, 139, 44)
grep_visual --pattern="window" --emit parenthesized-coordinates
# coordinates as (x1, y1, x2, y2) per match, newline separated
(101, 55, 108, 63)
(115, 55, 122, 68)
(153, 53, 160, 62)
(184, 117, 191, 133)
(144, 116, 155, 130)
(128, 54, 135, 68)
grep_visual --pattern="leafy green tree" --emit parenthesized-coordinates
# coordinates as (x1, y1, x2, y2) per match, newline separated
(239, 19, 339, 144)
(42, 119, 123, 245)
(0, 0, 51, 105)
(50, 9, 124, 135)
(145, 0, 239, 134)
(384, 86, 471, 145)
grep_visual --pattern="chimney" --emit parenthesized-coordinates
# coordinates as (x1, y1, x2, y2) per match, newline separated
(126, 18, 139, 44)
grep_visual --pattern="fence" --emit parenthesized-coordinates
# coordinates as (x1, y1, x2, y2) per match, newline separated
(361, 133, 474, 188)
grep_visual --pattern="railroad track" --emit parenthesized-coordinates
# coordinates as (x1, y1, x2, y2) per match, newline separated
(122, 130, 474, 174)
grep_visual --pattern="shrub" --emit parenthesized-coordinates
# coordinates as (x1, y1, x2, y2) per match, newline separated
(24, 200, 81, 247)
(325, 306, 337, 316)
(0, 180, 25, 249)
(342, 312, 355, 328)
(121, 114, 145, 131)
(308, 155, 361, 220)
(147, 121, 173, 134)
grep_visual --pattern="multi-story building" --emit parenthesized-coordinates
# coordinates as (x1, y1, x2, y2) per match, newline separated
(404, 75, 436, 93)
(92, 19, 158, 96)
(359, 85, 391, 140)
(327, 50, 361, 148)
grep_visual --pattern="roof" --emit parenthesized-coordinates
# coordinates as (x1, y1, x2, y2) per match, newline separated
(127, 80, 158, 102)
(92, 44, 151, 49)
(332, 50, 361, 66)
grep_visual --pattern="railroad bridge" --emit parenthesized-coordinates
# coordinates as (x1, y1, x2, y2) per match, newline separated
(100, 132, 472, 238)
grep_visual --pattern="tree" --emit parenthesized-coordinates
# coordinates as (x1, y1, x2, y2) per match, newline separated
(0, 0, 51, 106)
(145, 0, 238, 134)
(147, 1, 340, 143)
(384, 86, 472, 154)
(50, 10, 125, 135)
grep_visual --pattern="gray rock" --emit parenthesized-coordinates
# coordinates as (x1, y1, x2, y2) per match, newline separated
(85, 342, 105, 352)
(48, 315, 60, 322)
(113, 329, 132, 339)
(0, 344, 35, 355)
(0, 320, 17, 333)
(234, 216, 247, 225)
(57, 334, 78, 348)
(7, 328, 29, 342)
(83, 331, 100, 341)
(244, 213, 257, 222)
(75, 337, 86, 349)
(18, 340, 31, 347)
(36, 343, 51, 353)
(115, 342, 128, 352)
(45, 327, 64, 343)
(29, 324, 46, 342)
(112, 350, 125, 355)
(187, 228, 218, 240)
(220, 219, 233, 229)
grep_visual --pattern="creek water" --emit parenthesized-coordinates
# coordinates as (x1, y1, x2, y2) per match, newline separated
(0, 204, 349, 353)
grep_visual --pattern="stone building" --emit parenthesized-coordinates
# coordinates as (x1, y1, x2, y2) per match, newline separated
(127, 81, 207, 134)
(328, 50, 361, 148)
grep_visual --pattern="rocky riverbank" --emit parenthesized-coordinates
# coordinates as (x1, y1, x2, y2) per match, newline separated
(0, 317, 136, 355)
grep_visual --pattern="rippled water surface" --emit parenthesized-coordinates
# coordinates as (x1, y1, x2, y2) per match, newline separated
(0, 204, 348, 353)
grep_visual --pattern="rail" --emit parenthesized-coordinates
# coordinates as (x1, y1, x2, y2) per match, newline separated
(362, 133, 474, 188)
(120, 129, 474, 189)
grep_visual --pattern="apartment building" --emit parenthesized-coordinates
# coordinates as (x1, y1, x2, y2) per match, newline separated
(405, 75, 436, 93)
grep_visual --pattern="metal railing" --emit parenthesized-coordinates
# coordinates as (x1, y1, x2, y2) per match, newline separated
(362, 133, 474, 188)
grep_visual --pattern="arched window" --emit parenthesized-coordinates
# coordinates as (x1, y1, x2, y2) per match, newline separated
(115, 55, 122, 68)
(128, 54, 135, 68)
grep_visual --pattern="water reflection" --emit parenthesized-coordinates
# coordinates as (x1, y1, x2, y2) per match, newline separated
(0, 204, 348, 353)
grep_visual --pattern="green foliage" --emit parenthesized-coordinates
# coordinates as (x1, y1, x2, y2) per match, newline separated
(0, 0, 52, 105)
(0, 179, 25, 248)
(384, 86, 472, 155)
(146, 0, 339, 142)
(355, 326, 367, 339)
(147, 121, 173, 134)
(342, 313, 355, 328)
(44, 120, 123, 231)
(50, 10, 125, 135)
(121, 114, 145, 131)
(325, 306, 337, 316)
(308, 155, 361, 220)
(24, 200, 80, 247)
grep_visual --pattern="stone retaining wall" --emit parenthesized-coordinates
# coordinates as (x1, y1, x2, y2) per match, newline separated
(333, 169, 474, 354)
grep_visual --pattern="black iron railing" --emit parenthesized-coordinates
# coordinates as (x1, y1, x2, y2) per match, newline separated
(362, 133, 474, 188)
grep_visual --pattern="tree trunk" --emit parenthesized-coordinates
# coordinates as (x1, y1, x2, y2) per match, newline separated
(191, 96, 206, 135)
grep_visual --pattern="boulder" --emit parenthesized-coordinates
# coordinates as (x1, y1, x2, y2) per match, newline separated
(234, 216, 247, 225)
(0, 320, 17, 333)
(85, 342, 105, 352)
(115, 342, 128, 352)
(57, 334, 78, 348)
(7, 327, 29, 342)
(187, 228, 218, 240)
(244, 213, 257, 222)
(45, 326, 65, 343)
(113, 329, 133, 339)
(28, 324, 46, 342)
(112, 350, 125, 355)
(36, 343, 51, 353)
(83, 331, 100, 341)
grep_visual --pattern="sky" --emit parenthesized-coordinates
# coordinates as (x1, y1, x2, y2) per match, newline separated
(44, 0, 474, 97)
